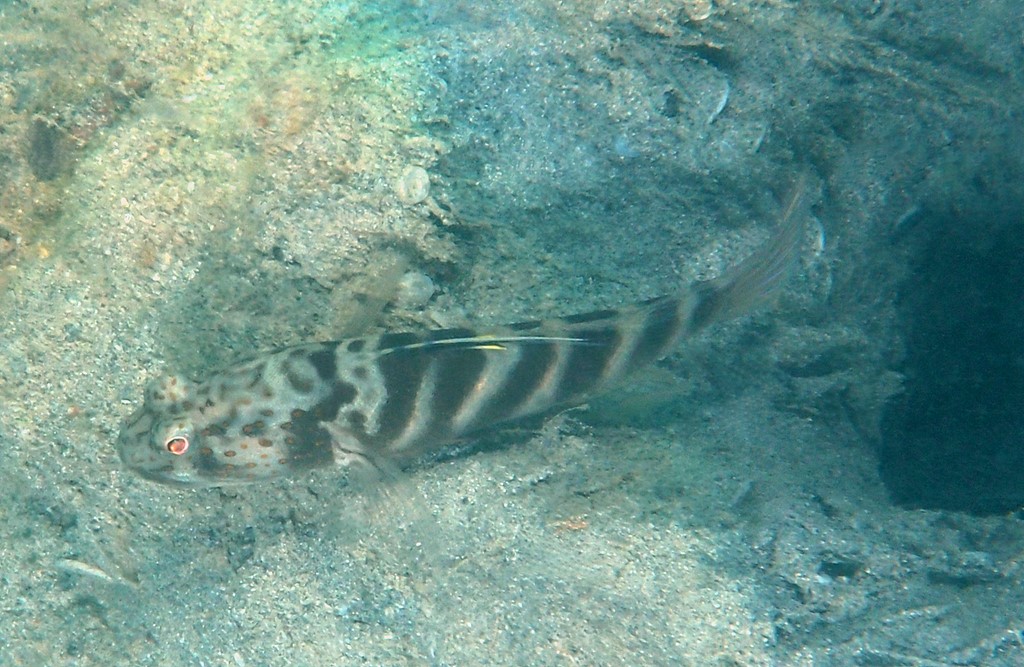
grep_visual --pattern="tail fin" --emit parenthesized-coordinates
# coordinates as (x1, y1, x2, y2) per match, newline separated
(688, 176, 810, 331)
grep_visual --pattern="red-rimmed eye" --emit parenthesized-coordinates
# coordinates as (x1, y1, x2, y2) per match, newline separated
(165, 436, 189, 455)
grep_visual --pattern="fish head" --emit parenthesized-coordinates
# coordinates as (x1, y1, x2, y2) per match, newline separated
(116, 374, 219, 487)
(117, 368, 335, 487)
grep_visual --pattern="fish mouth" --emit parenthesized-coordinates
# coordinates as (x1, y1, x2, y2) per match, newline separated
(132, 466, 203, 488)
(131, 463, 256, 489)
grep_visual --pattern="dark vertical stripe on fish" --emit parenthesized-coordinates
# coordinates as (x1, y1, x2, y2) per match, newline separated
(626, 297, 683, 369)
(553, 327, 621, 403)
(427, 347, 489, 441)
(283, 409, 336, 470)
(469, 340, 558, 429)
(371, 348, 432, 445)
(687, 283, 720, 332)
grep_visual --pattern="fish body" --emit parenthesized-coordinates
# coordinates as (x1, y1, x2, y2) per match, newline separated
(118, 186, 808, 487)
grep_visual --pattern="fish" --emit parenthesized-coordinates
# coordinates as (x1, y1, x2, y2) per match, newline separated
(117, 182, 809, 487)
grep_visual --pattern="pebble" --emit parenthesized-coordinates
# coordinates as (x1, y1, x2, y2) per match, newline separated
(395, 166, 430, 205)
(396, 271, 435, 308)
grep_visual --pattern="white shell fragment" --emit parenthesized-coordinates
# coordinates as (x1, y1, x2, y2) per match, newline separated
(395, 166, 431, 206)
(396, 271, 436, 308)
(708, 78, 730, 124)
(685, 0, 713, 22)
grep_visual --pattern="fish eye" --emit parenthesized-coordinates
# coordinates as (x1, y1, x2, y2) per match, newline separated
(165, 436, 190, 455)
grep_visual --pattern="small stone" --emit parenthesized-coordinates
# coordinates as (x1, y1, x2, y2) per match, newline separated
(396, 271, 435, 308)
(395, 166, 430, 206)
(684, 0, 713, 22)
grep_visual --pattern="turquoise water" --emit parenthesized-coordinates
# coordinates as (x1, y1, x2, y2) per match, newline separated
(0, 1, 1022, 665)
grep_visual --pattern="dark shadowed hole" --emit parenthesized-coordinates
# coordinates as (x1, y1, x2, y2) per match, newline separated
(879, 209, 1024, 515)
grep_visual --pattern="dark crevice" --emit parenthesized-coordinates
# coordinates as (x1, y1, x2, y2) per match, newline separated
(879, 203, 1024, 515)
